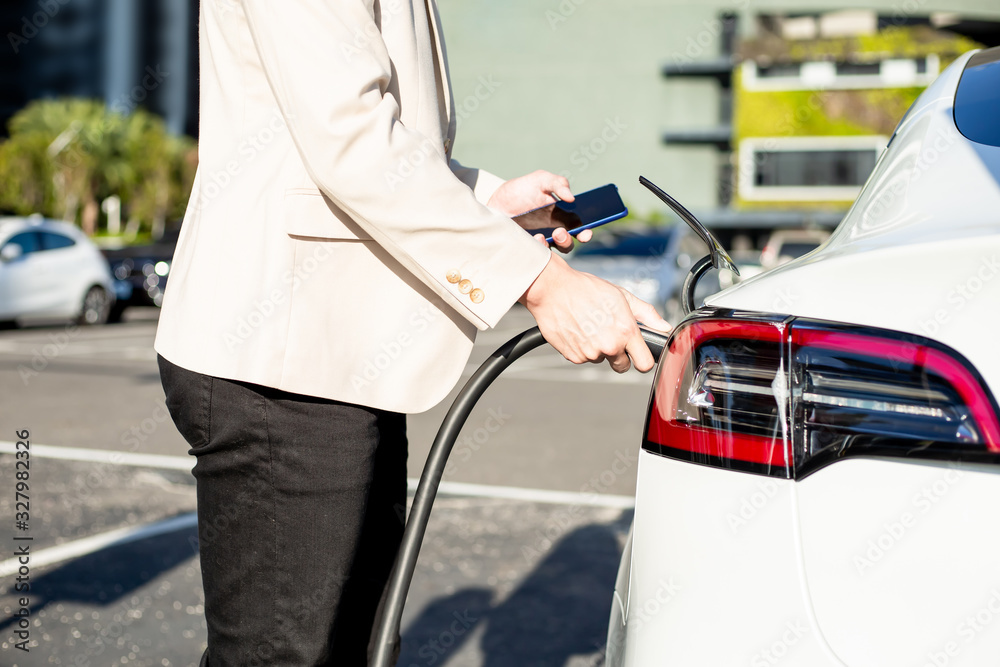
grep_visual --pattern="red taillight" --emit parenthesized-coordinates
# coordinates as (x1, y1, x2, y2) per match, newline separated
(645, 315, 1000, 479)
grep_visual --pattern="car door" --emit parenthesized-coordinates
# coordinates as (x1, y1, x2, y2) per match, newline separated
(0, 231, 44, 319)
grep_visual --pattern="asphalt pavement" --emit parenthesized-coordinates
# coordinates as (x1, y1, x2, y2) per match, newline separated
(0, 307, 655, 666)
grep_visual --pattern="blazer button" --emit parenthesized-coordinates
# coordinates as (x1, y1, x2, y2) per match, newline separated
(446, 269, 461, 284)
(457, 279, 473, 294)
(444, 138, 452, 152)
(469, 288, 485, 304)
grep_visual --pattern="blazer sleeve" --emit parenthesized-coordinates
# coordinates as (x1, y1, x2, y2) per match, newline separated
(449, 159, 507, 206)
(240, 0, 549, 330)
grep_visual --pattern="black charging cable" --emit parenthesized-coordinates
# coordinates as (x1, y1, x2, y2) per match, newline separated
(370, 325, 669, 667)
(681, 255, 715, 316)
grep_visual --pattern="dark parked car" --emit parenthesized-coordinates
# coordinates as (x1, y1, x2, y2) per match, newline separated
(101, 229, 179, 321)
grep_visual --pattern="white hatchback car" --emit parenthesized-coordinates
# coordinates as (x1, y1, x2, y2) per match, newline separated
(609, 48, 1000, 665)
(0, 217, 116, 326)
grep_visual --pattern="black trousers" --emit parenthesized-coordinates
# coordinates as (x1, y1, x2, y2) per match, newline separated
(158, 355, 407, 666)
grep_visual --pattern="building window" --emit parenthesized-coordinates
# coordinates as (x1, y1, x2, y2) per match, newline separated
(757, 63, 802, 78)
(739, 136, 887, 201)
(740, 55, 938, 91)
(834, 62, 881, 76)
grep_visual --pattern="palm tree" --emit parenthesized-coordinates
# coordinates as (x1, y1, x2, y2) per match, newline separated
(0, 98, 197, 239)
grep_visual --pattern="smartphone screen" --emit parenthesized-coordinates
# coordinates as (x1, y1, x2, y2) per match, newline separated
(512, 183, 627, 241)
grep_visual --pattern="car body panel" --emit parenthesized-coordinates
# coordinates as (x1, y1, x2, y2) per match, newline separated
(797, 458, 1000, 666)
(614, 452, 842, 666)
(0, 231, 43, 319)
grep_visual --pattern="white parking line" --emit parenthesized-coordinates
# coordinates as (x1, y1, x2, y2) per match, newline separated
(0, 341, 157, 359)
(0, 512, 198, 578)
(0, 442, 636, 509)
(0, 441, 194, 471)
(428, 480, 634, 508)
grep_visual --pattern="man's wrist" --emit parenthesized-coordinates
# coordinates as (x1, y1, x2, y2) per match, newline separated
(519, 252, 564, 308)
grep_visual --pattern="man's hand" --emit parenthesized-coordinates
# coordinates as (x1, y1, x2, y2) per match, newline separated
(519, 254, 672, 373)
(488, 170, 574, 215)
(488, 170, 591, 253)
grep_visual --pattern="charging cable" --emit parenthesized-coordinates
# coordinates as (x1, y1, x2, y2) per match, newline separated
(370, 325, 669, 667)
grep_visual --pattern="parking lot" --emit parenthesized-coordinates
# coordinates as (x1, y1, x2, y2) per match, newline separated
(0, 307, 654, 666)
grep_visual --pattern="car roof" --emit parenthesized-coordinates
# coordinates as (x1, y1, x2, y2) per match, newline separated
(0, 216, 82, 236)
(767, 229, 830, 242)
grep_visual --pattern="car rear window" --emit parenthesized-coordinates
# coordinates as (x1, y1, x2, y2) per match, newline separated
(4, 231, 41, 254)
(777, 242, 821, 259)
(40, 231, 76, 251)
(954, 46, 1000, 147)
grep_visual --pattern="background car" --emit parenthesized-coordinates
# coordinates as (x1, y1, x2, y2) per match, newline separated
(101, 227, 179, 321)
(607, 47, 1000, 666)
(0, 216, 116, 327)
(567, 226, 732, 323)
(759, 228, 831, 269)
(567, 227, 685, 309)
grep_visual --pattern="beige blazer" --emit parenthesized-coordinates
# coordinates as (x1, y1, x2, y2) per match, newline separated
(154, 0, 551, 413)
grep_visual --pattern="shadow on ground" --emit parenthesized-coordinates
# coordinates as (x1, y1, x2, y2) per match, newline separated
(399, 512, 632, 667)
(0, 514, 198, 635)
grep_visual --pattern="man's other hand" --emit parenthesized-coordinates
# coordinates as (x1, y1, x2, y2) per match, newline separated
(488, 170, 592, 253)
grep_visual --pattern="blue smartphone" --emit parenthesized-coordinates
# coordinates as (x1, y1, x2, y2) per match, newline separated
(512, 183, 627, 243)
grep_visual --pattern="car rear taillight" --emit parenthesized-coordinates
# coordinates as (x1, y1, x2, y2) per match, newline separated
(644, 313, 1000, 479)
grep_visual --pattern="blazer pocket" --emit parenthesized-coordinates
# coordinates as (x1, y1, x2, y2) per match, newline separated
(283, 189, 373, 241)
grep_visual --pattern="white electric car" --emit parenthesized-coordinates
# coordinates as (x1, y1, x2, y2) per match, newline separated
(0, 217, 116, 326)
(609, 48, 1000, 666)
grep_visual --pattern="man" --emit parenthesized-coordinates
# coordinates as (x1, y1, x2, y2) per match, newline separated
(155, 0, 670, 664)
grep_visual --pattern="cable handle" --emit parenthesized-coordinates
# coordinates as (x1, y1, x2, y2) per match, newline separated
(370, 325, 669, 667)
